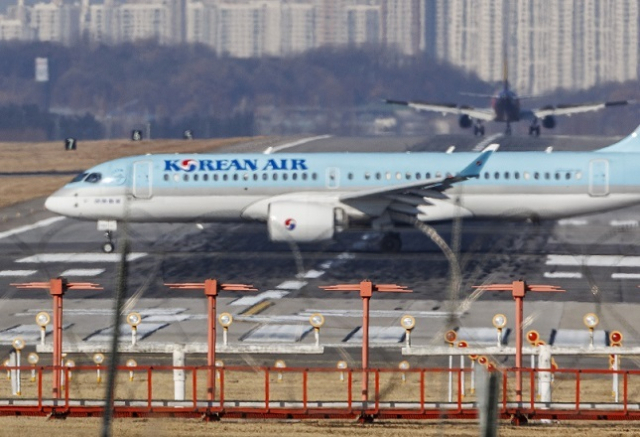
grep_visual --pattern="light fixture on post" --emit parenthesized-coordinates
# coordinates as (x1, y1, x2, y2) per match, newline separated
(93, 353, 105, 383)
(444, 330, 457, 403)
(274, 359, 286, 382)
(218, 312, 233, 346)
(12, 337, 25, 396)
(492, 314, 507, 347)
(27, 352, 39, 382)
(337, 360, 348, 381)
(126, 312, 142, 346)
(35, 312, 50, 346)
(309, 313, 325, 347)
(583, 313, 599, 349)
(400, 315, 416, 349)
(398, 360, 410, 383)
(126, 358, 137, 382)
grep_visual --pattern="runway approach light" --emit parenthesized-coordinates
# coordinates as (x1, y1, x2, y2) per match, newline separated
(609, 331, 623, 346)
(27, 352, 38, 382)
(215, 359, 224, 381)
(93, 353, 105, 383)
(309, 313, 324, 347)
(126, 358, 137, 382)
(65, 359, 76, 380)
(444, 330, 457, 345)
(219, 312, 233, 346)
(492, 314, 507, 347)
(337, 360, 348, 381)
(583, 313, 599, 348)
(399, 360, 410, 383)
(35, 312, 50, 346)
(400, 315, 416, 348)
(526, 330, 540, 345)
(275, 359, 286, 382)
(126, 312, 142, 346)
(12, 337, 25, 351)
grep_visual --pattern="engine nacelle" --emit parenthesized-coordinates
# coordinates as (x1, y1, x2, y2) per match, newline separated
(542, 115, 556, 129)
(458, 114, 472, 129)
(267, 201, 347, 243)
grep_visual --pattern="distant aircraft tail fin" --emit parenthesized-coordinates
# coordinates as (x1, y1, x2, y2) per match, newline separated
(596, 124, 640, 153)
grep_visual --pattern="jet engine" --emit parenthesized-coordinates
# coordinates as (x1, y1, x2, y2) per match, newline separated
(542, 115, 556, 129)
(458, 114, 472, 129)
(267, 201, 347, 243)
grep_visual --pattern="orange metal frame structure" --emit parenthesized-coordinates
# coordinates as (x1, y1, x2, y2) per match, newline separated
(1, 364, 640, 421)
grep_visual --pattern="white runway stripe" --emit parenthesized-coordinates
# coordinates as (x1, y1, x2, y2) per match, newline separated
(301, 270, 324, 279)
(546, 254, 640, 267)
(263, 135, 332, 154)
(611, 273, 640, 279)
(230, 290, 289, 306)
(16, 253, 147, 263)
(0, 216, 65, 240)
(0, 270, 37, 276)
(544, 271, 583, 279)
(60, 268, 105, 276)
(610, 220, 639, 227)
(276, 280, 307, 290)
(557, 219, 588, 226)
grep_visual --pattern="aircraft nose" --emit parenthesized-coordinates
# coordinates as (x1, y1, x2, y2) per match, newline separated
(45, 192, 76, 216)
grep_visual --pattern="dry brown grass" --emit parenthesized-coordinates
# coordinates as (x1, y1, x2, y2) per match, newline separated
(0, 137, 252, 209)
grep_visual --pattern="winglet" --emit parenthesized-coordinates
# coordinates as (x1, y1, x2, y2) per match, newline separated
(457, 143, 499, 178)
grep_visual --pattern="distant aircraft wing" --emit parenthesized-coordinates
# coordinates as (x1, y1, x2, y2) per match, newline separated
(530, 100, 635, 119)
(385, 99, 495, 121)
(340, 144, 499, 202)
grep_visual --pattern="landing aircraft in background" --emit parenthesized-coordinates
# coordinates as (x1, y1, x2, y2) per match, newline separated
(385, 60, 635, 136)
(46, 124, 640, 253)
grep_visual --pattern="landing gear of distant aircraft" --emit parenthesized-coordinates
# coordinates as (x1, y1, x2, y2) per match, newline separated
(529, 119, 541, 137)
(505, 123, 512, 135)
(473, 123, 485, 136)
(380, 232, 402, 253)
(102, 231, 115, 253)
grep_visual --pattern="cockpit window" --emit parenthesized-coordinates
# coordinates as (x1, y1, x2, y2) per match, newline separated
(85, 173, 102, 183)
(70, 172, 88, 183)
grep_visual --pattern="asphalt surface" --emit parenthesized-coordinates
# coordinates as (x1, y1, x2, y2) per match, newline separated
(1, 132, 639, 369)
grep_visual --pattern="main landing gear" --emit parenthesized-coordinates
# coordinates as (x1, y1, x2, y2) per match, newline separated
(102, 231, 115, 253)
(473, 122, 485, 136)
(528, 119, 541, 137)
(379, 232, 402, 253)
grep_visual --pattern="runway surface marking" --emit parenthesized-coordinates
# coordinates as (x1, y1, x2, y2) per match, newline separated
(276, 280, 307, 290)
(299, 309, 456, 318)
(85, 322, 169, 342)
(471, 134, 503, 152)
(0, 216, 64, 241)
(611, 273, 640, 279)
(230, 290, 289, 306)
(544, 271, 583, 279)
(241, 324, 312, 343)
(345, 326, 404, 343)
(59, 268, 105, 277)
(457, 327, 508, 345)
(557, 219, 589, 226)
(16, 253, 147, 263)
(302, 269, 325, 279)
(0, 324, 71, 343)
(610, 220, 639, 227)
(15, 308, 186, 317)
(546, 254, 640, 267)
(263, 135, 332, 154)
(0, 270, 37, 276)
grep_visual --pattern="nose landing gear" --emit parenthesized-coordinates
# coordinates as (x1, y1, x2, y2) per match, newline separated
(102, 231, 115, 253)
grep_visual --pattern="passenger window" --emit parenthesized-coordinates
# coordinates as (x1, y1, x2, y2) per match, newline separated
(223, 174, 228, 181)
(243, 173, 249, 181)
(233, 174, 239, 181)
(523, 172, 530, 180)
(385, 172, 391, 180)
(554, 173, 560, 180)
(484, 172, 489, 179)
(435, 172, 442, 178)
(174, 174, 180, 182)
(396, 172, 401, 180)
(426, 172, 431, 179)
(405, 172, 411, 180)
(253, 174, 258, 181)
(514, 172, 520, 180)
(163, 174, 169, 181)
(273, 173, 278, 181)
(183, 174, 189, 181)
(213, 174, 219, 181)
(534, 172, 539, 180)
(365, 172, 370, 180)
(415, 173, 421, 180)
(193, 174, 199, 181)
(576, 171, 582, 180)
(283, 173, 288, 181)
(348, 172, 353, 180)
(292, 173, 298, 180)
(302, 173, 308, 180)
(262, 173, 268, 180)
(545, 172, 550, 180)
(376, 172, 381, 180)
(203, 174, 209, 181)
(312, 173, 318, 180)
(504, 172, 509, 179)
(494, 172, 500, 179)
(565, 172, 571, 180)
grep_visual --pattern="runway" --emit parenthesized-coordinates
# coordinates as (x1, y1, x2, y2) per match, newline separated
(1, 132, 639, 367)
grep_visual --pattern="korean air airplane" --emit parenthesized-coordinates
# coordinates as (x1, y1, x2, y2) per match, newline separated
(45, 124, 640, 253)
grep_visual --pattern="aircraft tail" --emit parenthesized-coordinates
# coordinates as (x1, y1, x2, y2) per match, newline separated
(596, 124, 640, 153)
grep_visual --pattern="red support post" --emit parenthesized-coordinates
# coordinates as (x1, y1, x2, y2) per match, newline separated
(11, 279, 101, 400)
(320, 280, 411, 417)
(166, 279, 256, 404)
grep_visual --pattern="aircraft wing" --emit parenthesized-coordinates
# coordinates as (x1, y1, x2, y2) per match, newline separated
(340, 144, 499, 202)
(385, 99, 495, 121)
(530, 100, 635, 119)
